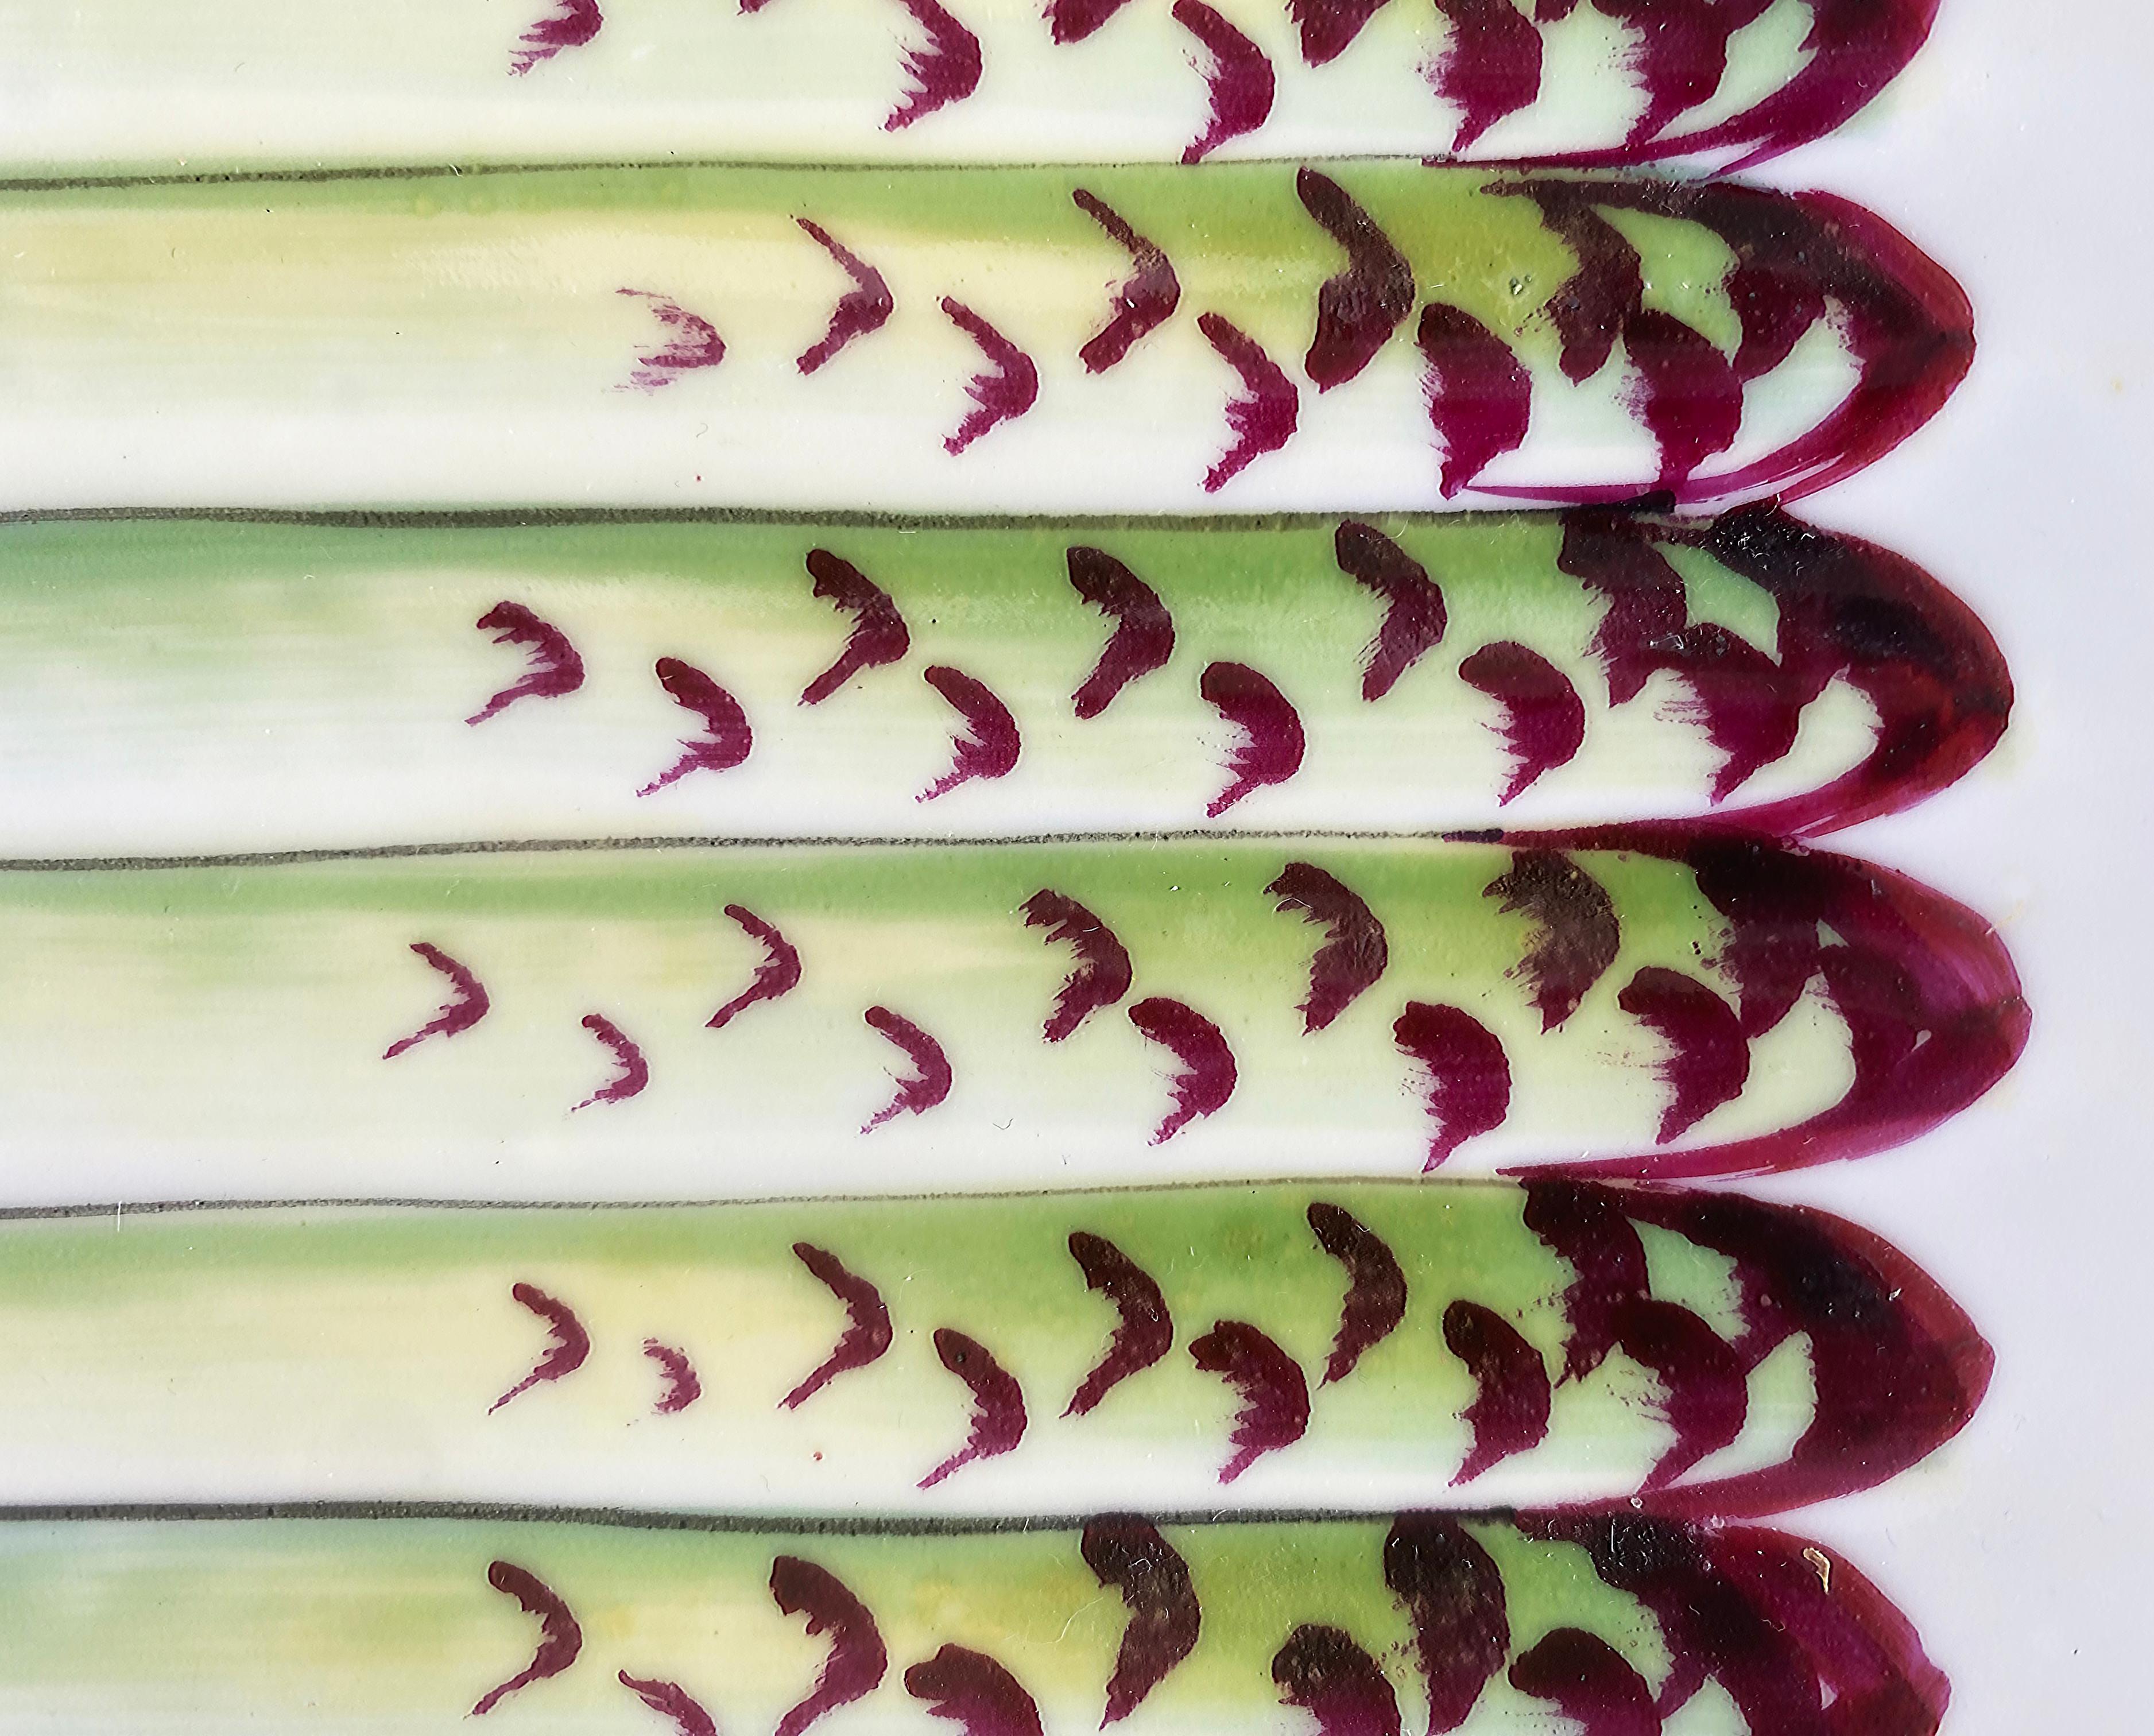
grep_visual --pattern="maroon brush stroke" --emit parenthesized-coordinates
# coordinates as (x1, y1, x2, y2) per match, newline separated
(1416, 303, 1532, 498)
(617, 290, 727, 393)
(1022, 890, 1134, 1042)
(771, 1555, 890, 1736)
(571, 1012, 649, 1111)
(939, 298, 1040, 455)
(1126, 996, 1238, 1144)
(1516, 1516, 1771, 1728)
(1500, 187, 1645, 386)
(920, 1328, 1028, 1487)
(1520, 1177, 1649, 1385)
(1334, 521, 1448, 700)
(1381, 1517, 1508, 1734)
(1273, 1626, 1403, 1736)
(1713, 1545, 1901, 1722)
(1655, 622, 1807, 803)
(1709, 1528, 1951, 1734)
(1459, 641, 1587, 804)
(1531, 0, 1940, 168)
(1067, 546, 1175, 718)
(709, 903, 803, 1031)
(1393, 1002, 1512, 1171)
(510, 0, 603, 74)
(884, 0, 984, 131)
(797, 219, 896, 375)
(801, 548, 911, 706)
(906, 1646, 1045, 1736)
(1613, 1296, 1748, 1491)
(1066, 1232, 1175, 1416)
(1623, 309, 1743, 491)
(1508, 1629, 1661, 1736)
(1082, 1517, 1202, 1723)
(1428, 0, 1543, 152)
(1307, 1201, 1408, 1385)
(919, 664, 1021, 801)
(639, 656, 753, 796)
(642, 1340, 702, 1415)
(1073, 191, 1181, 374)
(1594, 0, 1735, 152)
(1702, 0, 1938, 172)
(1489, 189, 1660, 413)
(1200, 660, 1305, 817)
(1268, 861, 1390, 1033)
(1556, 506, 1823, 808)
(619, 1674, 719, 1736)
(1689, 835, 1845, 1038)
(474, 1561, 583, 1715)
(1724, 258, 1828, 383)
(467, 600, 586, 726)
(1047, 0, 1137, 44)
(1172, 0, 1276, 162)
(1483, 847, 1621, 1031)
(1297, 168, 1417, 391)
(1197, 313, 1300, 493)
(1517, 1513, 1947, 1736)
(1602, 1184, 1992, 1519)
(490, 1282, 592, 1415)
(383, 942, 490, 1059)
(782, 1242, 894, 1408)
(861, 1005, 954, 1132)
(1289, 0, 1393, 65)
(1443, 1299, 1552, 1483)
(1499, 827, 2028, 1179)
(1188, 1319, 1310, 1482)
(1481, 182, 1973, 507)
(1680, 501, 2013, 837)
(1618, 966, 1749, 1143)
(1558, 505, 1691, 706)
(1823, 959, 1978, 1111)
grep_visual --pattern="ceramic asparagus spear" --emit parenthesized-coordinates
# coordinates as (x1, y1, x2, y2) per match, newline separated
(0, 164, 1969, 513)
(0, 502, 2007, 851)
(0, 1508, 1948, 1735)
(0, 0, 1937, 171)
(0, 833, 2024, 1195)
(0, 1179, 1986, 1516)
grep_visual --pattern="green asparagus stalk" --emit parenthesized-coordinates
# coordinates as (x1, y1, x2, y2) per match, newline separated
(0, 834, 2024, 1191)
(0, 502, 2007, 849)
(0, 1508, 1950, 1734)
(0, 0, 1924, 172)
(0, 162, 1969, 512)
(0, 1177, 1985, 1516)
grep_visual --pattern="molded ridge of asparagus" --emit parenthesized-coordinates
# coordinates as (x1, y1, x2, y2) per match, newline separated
(0, 164, 1971, 513)
(0, 501, 2009, 851)
(0, 1178, 1987, 1517)
(0, 831, 2024, 1192)
(0, 0, 1937, 171)
(0, 1506, 1950, 1735)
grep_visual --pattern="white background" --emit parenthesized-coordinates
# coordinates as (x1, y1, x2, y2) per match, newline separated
(1708, 2, 2154, 1727)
